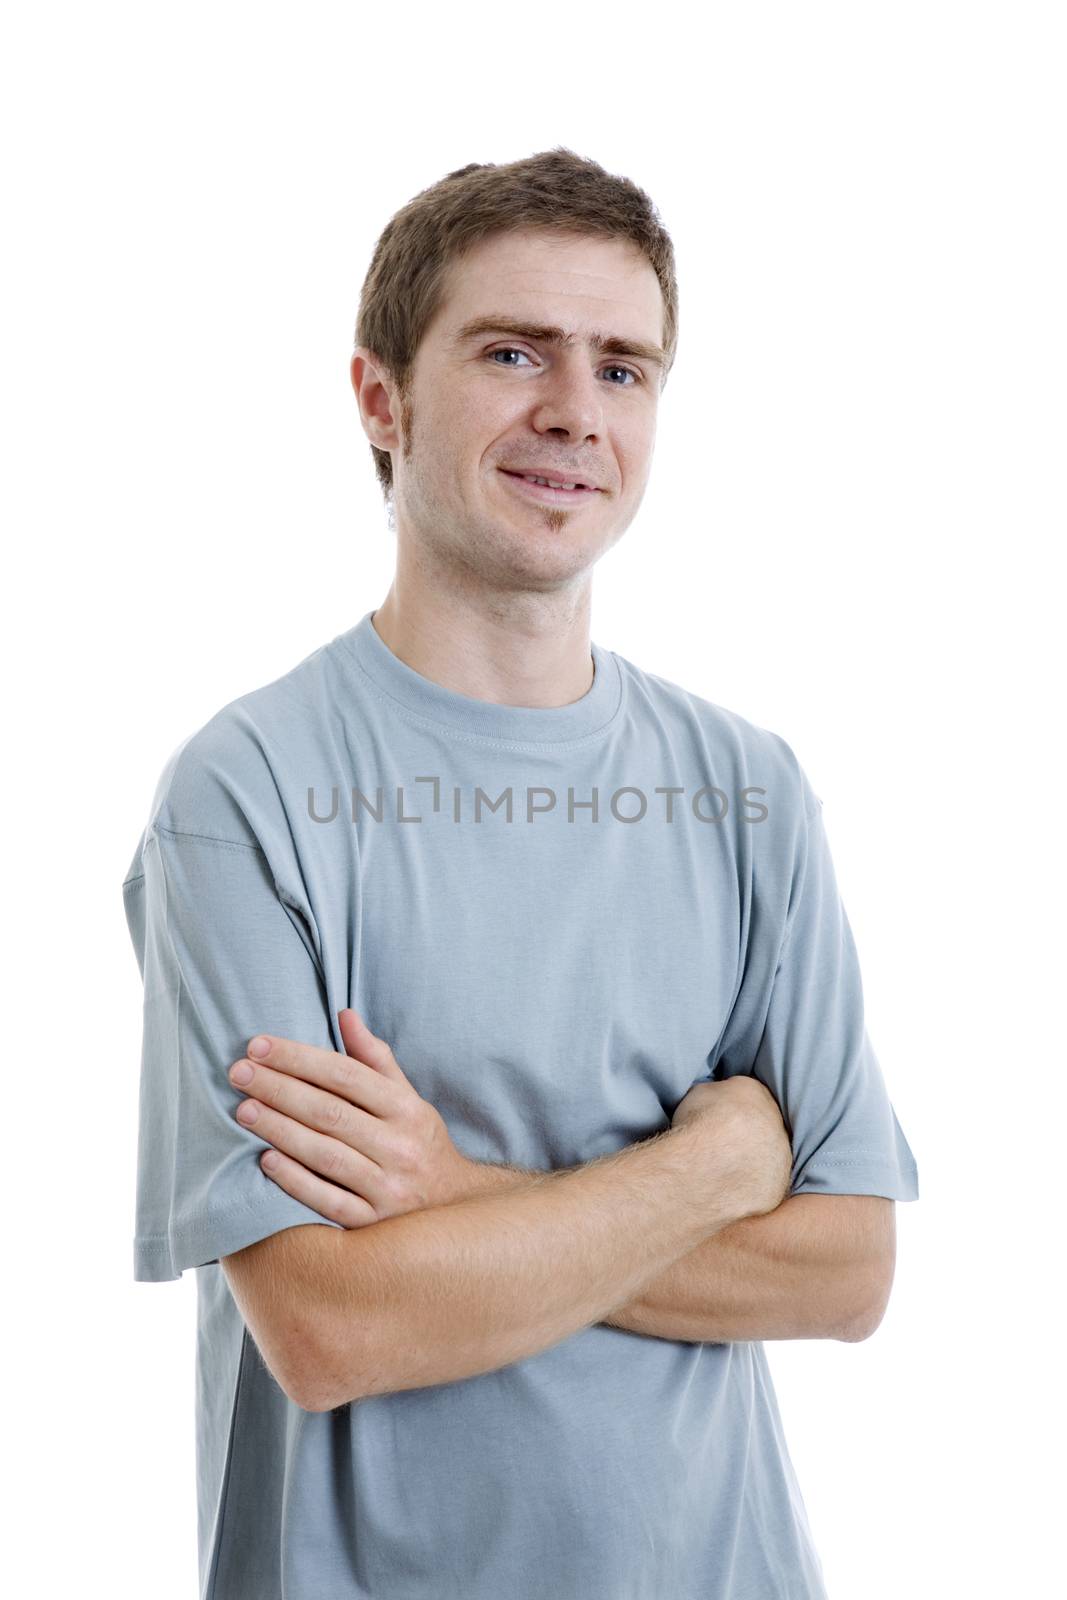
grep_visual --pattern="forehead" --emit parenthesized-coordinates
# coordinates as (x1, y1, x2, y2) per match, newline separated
(428, 228, 664, 350)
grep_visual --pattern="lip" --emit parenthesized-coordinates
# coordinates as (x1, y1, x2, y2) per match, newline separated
(498, 469, 602, 505)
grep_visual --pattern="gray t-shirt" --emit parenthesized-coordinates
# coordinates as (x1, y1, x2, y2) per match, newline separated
(123, 609, 919, 1600)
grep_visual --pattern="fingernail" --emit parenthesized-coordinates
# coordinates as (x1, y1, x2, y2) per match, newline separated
(248, 1037, 270, 1058)
(230, 1061, 254, 1085)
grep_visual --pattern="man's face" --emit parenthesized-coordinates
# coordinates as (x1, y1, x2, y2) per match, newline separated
(355, 227, 665, 596)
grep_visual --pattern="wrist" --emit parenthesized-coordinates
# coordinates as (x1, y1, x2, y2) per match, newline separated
(451, 1155, 547, 1203)
(668, 1117, 755, 1232)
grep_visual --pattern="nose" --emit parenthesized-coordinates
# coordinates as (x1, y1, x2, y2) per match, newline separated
(529, 351, 605, 445)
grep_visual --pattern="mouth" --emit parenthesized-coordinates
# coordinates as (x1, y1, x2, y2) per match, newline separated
(498, 469, 602, 505)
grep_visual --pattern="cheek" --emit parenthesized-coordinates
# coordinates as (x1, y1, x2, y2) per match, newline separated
(443, 381, 503, 438)
(460, 381, 533, 449)
(618, 429, 655, 488)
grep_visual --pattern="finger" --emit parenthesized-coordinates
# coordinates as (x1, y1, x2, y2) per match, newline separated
(230, 1062, 394, 1164)
(257, 1147, 379, 1228)
(243, 1033, 395, 1117)
(235, 1098, 389, 1204)
(338, 1008, 409, 1085)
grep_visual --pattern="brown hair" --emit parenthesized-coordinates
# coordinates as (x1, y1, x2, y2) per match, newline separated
(353, 145, 679, 504)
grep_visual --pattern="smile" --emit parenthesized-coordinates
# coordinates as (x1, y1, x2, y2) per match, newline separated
(498, 470, 601, 505)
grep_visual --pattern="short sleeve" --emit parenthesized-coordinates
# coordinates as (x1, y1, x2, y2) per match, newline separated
(123, 823, 346, 1282)
(715, 797, 920, 1201)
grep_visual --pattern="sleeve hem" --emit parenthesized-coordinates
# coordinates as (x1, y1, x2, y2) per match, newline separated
(134, 1195, 345, 1282)
(790, 1161, 919, 1202)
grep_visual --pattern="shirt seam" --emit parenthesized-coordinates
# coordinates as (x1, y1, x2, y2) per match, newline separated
(134, 1190, 292, 1241)
(775, 796, 823, 966)
(154, 822, 266, 855)
(809, 1155, 918, 1169)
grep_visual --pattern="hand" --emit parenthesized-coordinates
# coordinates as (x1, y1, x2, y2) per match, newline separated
(671, 1073, 793, 1218)
(228, 1010, 470, 1227)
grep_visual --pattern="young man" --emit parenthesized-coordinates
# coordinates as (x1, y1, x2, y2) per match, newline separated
(124, 148, 919, 1600)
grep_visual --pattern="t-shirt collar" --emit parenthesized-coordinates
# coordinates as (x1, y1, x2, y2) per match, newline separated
(339, 609, 621, 745)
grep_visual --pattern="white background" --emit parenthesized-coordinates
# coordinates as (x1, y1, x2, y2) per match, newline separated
(4, 3, 1063, 1596)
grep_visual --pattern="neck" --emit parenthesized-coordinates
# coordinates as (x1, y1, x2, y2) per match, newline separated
(370, 580, 596, 710)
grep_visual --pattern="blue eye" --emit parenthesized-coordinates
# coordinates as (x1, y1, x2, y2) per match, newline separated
(488, 348, 640, 386)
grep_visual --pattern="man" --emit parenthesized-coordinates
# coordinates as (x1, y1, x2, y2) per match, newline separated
(124, 147, 919, 1600)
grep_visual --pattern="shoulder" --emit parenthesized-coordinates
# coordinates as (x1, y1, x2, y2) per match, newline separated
(142, 632, 348, 851)
(609, 646, 820, 828)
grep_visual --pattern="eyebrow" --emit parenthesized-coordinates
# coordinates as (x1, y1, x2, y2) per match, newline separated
(448, 314, 666, 372)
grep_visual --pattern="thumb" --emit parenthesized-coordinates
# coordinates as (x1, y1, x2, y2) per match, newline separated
(338, 1007, 407, 1082)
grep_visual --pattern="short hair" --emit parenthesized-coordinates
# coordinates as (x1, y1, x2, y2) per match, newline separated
(353, 145, 679, 505)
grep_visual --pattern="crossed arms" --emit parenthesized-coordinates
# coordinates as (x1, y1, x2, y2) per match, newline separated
(221, 1016, 896, 1411)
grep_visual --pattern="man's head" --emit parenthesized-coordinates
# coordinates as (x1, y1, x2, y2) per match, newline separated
(351, 147, 678, 600)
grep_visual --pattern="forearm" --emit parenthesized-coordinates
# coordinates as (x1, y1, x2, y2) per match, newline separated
(600, 1194, 869, 1342)
(457, 1164, 861, 1343)
(310, 1126, 751, 1410)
